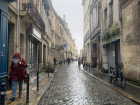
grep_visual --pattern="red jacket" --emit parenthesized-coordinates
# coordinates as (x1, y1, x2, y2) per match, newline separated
(10, 52, 28, 81)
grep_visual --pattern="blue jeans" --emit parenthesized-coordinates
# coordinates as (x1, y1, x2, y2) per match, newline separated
(78, 63, 81, 67)
(12, 81, 23, 97)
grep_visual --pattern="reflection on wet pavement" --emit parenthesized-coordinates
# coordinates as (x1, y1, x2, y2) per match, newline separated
(39, 62, 137, 105)
(82, 64, 140, 99)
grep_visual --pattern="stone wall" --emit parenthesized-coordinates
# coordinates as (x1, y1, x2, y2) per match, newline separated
(121, 0, 140, 81)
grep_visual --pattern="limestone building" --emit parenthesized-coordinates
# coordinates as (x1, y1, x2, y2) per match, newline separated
(120, 0, 140, 81)
(90, 0, 101, 69)
(82, 0, 91, 63)
(100, 0, 122, 73)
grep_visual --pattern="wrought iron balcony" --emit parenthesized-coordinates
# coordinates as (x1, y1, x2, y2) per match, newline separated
(20, 0, 45, 32)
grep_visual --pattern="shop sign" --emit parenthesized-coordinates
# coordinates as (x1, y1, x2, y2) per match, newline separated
(33, 28, 41, 40)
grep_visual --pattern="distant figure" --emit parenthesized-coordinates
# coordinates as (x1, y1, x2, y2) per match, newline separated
(67, 57, 70, 65)
(82, 57, 83, 64)
(53, 57, 57, 66)
(78, 58, 81, 67)
(83, 57, 87, 68)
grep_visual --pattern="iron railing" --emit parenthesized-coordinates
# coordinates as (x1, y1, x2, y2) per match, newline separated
(20, 0, 45, 32)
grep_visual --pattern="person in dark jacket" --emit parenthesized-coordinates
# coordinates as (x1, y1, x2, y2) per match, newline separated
(67, 57, 70, 65)
(9, 52, 28, 101)
(78, 58, 81, 67)
(53, 57, 57, 66)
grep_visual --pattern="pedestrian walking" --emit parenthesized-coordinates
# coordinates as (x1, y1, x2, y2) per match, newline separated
(67, 57, 70, 65)
(82, 57, 83, 64)
(53, 57, 57, 66)
(78, 58, 81, 67)
(83, 57, 87, 68)
(9, 52, 28, 101)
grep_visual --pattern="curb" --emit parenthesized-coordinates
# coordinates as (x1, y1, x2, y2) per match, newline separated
(77, 66, 140, 105)
(35, 64, 61, 105)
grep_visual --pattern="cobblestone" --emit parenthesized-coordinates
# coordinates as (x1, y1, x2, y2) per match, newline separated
(39, 62, 137, 105)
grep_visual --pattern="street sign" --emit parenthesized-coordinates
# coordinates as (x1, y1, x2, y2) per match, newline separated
(63, 44, 67, 48)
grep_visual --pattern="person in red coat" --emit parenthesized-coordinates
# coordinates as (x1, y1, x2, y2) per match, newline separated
(9, 52, 27, 101)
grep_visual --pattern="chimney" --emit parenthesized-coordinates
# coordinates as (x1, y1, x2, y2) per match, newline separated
(63, 15, 65, 21)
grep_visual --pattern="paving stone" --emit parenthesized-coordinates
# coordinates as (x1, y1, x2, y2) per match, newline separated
(39, 62, 137, 105)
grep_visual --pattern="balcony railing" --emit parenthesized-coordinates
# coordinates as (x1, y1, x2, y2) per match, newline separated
(20, 0, 45, 32)
(109, 13, 113, 27)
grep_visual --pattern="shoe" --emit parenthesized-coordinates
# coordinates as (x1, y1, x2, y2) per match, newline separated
(19, 94, 22, 98)
(10, 97, 15, 101)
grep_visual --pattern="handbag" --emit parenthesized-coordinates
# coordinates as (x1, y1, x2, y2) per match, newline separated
(21, 67, 29, 83)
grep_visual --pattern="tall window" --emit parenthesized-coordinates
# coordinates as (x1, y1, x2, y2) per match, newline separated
(104, 8, 107, 20)
(109, 0, 113, 26)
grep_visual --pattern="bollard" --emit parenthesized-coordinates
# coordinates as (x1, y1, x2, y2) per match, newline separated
(1, 83, 6, 105)
(37, 71, 39, 91)
(89, 63, 90, 73)
(48, 65, 49, 77)
(26, 74, 30, 103)
(110, 76, 112, 84)
(86, 64, 87, 71)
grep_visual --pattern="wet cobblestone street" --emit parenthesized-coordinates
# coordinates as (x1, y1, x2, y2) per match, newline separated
(39, 62, 137, 105)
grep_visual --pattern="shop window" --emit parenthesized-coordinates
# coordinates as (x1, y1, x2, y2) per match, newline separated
(30, 42, 34, 69)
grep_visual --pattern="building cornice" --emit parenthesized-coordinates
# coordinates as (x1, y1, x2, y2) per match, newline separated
(82, 0, 85, 6)
(120, 0, 133, 9)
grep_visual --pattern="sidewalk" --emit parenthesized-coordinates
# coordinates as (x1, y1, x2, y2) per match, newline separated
(5, 72, 53, 105)
(79, 65, 140, 104)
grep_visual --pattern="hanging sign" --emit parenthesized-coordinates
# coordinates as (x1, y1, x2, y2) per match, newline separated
(63, 44, 67, 48)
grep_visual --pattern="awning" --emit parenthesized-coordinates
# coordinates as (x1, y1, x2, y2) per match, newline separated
(27, 24, 42, 44)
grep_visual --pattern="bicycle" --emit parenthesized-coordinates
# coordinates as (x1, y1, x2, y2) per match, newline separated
(110, 62, 126, 88)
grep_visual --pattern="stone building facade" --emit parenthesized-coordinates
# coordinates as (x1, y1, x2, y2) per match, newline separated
(5, 0, 76, 80)
(90, 0, 101, 69)
(101, 0, 121, 73)
(120, 0, 140, 81)
(82, 0, 91, 63)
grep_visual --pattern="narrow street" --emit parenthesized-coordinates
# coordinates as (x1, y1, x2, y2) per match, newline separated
(39, 62, 137, 105)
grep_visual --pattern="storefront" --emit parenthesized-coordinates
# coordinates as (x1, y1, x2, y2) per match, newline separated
(107, 40, 120, 73)
(26, 24, 42, 79)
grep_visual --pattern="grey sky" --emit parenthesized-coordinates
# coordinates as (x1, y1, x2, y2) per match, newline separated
(51, 0, 83, 54)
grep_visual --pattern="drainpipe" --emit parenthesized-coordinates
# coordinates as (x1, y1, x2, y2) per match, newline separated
(16, 0, 20, 52)
(99, 1, 102, 69)
(89, 1, 91, 67)
(18, 0, 21, 52)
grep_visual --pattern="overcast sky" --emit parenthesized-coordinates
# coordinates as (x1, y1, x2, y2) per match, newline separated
(51, 0, 83, 54)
